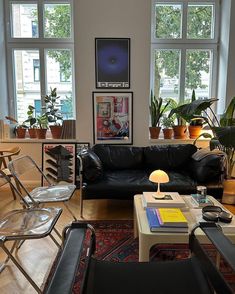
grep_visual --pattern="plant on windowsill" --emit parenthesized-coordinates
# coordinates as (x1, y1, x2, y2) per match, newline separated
(161, 116, 174, 139)
(43, 87, 63, 139)
(167, 99, 188, 139)
(5, 116, 27, 139)
(169, 95, 218, 139)
(36, 113, 48, 139)
(24, 105, 37, 139)
(149, 90, 170, 139)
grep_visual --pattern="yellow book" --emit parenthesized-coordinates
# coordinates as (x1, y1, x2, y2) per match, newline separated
(158, 208, 188, 227)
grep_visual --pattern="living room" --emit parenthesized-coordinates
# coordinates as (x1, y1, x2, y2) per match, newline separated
(0, 0, 235, 293)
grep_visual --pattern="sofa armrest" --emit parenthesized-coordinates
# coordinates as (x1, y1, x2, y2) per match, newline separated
(189, 153, 225, 183)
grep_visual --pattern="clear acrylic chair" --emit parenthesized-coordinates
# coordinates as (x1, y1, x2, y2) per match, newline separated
(0, 171, 62, 293)
(8, 155, 77, 220)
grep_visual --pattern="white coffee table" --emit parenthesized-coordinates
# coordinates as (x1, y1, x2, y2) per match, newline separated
(134, 194, 235, 262)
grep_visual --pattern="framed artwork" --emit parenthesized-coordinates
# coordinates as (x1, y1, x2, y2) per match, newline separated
(42, 142, 90, 186)
(95, 38, 130, 89)
(93, 92, 133, 144)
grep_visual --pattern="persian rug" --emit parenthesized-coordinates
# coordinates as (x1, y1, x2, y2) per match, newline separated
(45, 220, 235, 293)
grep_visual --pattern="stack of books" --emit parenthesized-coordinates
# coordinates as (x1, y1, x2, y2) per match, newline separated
(146, 207, 188, 233)
(142, 192, 186, 209)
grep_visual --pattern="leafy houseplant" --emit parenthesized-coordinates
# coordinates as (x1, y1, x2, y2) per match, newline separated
(161, 116, 174, 139)
(186, 96, 235, 203)
(36, 113, 48, 139)
(149, 90, 170, 139)
(44, 87, 63, 139)
(169, 97, 218, 139)
(24, 105, 37, 138)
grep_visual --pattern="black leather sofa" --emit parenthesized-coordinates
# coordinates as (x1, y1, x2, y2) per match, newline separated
(77, 144, 225, 217)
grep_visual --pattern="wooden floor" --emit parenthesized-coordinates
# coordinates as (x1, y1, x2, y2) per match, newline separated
(0, 187, 235, 293)
(0, 187, 133, 293)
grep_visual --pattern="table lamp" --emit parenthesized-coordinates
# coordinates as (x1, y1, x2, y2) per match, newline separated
(149, 169, 169, 199)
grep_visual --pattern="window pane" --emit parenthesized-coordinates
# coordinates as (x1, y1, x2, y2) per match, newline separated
(154, 49, 180, 102)
(46, 49, 74, 119)
(11, 4, 38, 38)
(185, 49, 212, 100)
(155, 4, 182, 39)
(187, 5, 214, 39)
(13, 50, 41, 123)
(44, 4, 71, 38)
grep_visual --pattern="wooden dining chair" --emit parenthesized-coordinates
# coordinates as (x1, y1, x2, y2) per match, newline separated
(0, 146, 21, 199)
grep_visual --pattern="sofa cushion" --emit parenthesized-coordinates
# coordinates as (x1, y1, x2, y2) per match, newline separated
(79, 149, 103, 182)
(92, 144, 143, 170)
(144, 144, 197, 170)
(82, 169, 197, 199)
(189, 154, 223, 182)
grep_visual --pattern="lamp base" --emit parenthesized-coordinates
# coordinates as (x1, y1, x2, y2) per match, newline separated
(152, 192, 166, 199)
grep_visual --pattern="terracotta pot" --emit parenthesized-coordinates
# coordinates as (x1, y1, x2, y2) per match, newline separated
(50, 125, 62, 139)
(221, 179, 235, 204)
(16, 128, 26, 138)
(36, 128, 47, 139)
(173, 126, 187, 139)
(28, 128, 37, 139)
(188, 125, 202, 139)
(163, 128, 173, 139)
(149, 127, 161, 139)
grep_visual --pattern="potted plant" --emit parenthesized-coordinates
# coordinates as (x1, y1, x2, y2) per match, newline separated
(192, 96, 235, 203)
(24, 105, 37, 138)
(149, 90, 170, 139)
(169, 97, 217, 139)
(15, 123, 28, 138)
(36, 113, 48, 139)
(168, 99, 187, 139)
(212, 97, 235, 204)
(43, 87, 63, 139)
(161, 116, 174, 139)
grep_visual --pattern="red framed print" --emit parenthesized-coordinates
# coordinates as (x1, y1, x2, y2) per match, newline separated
(93, 92, 133, 144)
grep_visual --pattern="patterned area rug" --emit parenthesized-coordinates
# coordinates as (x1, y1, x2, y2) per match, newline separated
(45, 220, 235, 293)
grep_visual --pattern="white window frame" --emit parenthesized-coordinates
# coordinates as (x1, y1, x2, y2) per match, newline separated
(4, 0, 75, 120)
(151, 0, 220, 103)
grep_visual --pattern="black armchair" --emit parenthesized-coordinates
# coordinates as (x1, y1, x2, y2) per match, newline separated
(45, 222, 235, 294)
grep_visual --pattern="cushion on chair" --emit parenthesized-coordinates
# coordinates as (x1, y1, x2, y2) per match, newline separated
(80, 149, 103, 182)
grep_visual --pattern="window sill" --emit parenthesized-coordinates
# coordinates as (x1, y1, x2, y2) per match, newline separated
(0, 138, 79, 143)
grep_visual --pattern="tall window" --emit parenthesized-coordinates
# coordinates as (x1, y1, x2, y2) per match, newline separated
(5, 0, 75, 123)
(151, 0, 219, 103)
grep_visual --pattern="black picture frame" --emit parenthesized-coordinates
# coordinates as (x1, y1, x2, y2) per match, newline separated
(92, 91, 133, 144)
(95, 38, 130, 89)
(42, 142, 90, 185)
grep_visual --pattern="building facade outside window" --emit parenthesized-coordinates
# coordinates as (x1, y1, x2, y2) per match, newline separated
(151, 0, 220, 104)
(5, 0, 75, 123)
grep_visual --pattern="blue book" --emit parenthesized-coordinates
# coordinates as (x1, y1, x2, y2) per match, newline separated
(146, 208, 161, 231)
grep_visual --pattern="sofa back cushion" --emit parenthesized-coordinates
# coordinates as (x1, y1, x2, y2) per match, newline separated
(92, 144, 143, 170)
(79, 149, 103, 182)
(144, 144, 197, 170)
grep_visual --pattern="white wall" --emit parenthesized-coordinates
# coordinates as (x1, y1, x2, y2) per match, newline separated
(0, 0, 8, 118)
(74, 0, 151, 146)
(217, 0, 235, 114)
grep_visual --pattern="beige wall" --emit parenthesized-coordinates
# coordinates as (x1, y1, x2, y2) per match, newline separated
(74, 0, 151, 146)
